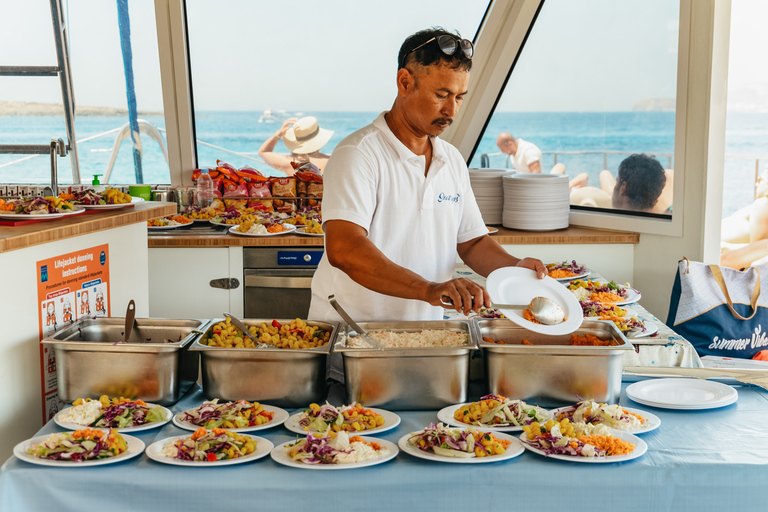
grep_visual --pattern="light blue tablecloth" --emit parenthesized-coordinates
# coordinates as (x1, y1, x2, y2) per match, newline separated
(2, 382, 768, 512)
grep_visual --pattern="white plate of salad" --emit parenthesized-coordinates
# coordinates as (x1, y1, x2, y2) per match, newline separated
(0, 206, 86, 220)
(284, 403, 400, 436)
(518, 429, 647, 463)
(568, 279, 641, 306)
(172, 400, 289, 433)
(550, 401, 661, 435)
(14, 430, 144, 467)
(546, 260, 590, 281)
(398, 423, 524, 463)
(619, 317, 658, 338)
(436, 396, 554, 432)
(270, 432, 398, 470)
(53, 400, 172, 432)
(145, 431, 273, 466)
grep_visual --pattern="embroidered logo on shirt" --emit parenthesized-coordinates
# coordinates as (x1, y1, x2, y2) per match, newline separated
(437, 192, 460, 204)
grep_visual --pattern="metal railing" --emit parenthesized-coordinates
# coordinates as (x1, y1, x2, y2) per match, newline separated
(479, 150, 675, 170)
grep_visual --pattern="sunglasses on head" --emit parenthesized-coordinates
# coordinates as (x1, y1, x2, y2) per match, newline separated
(400, 34, 474, 69)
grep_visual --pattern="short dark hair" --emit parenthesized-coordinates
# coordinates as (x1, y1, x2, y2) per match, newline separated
(617, 154, 667, 210)
(398, 27, 472, 72)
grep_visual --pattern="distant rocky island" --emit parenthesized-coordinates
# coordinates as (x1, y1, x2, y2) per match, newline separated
(0, 101, 162, 116)
(633, 98, 676, 112)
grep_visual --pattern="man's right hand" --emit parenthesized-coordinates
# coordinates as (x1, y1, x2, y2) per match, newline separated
(426, 278, 490, 316)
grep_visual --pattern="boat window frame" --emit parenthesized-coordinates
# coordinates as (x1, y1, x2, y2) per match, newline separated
(443, 0, 687, 237)
(155, 0, 730, 244)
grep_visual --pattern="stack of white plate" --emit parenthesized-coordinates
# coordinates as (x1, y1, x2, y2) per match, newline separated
(502, 174, 569, 231)
(468, 168, 514, 226)
(626, 378, 738, 410)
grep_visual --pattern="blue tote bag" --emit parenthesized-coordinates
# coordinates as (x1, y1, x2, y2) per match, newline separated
(666, 258, 768, 358)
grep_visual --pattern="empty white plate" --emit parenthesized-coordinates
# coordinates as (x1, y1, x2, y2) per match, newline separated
(626, 378, 738, 410)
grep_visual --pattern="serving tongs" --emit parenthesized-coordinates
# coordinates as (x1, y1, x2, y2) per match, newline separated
(328, 295, 384, 350)
(441, 295, 566, 325)
(223, 312, 273, 348)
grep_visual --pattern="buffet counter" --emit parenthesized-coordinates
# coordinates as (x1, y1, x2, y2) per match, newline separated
(0, 201, 177, 253)
(0, 201, 176, 463)
(2, 381, 766, 512)
(146, 225, 640, 248)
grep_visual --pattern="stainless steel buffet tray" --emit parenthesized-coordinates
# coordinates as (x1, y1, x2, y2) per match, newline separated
(334, 320, 478, 410)
(42, 317, 208, 405)
(475, 318, 632, 405)
(190, 318, 339, 407)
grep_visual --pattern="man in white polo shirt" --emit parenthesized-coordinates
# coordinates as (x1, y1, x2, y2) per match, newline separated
(309, 27, 546, 327)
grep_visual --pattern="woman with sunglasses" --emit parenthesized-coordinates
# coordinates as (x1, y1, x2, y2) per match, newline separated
(309, 28, 545, 373)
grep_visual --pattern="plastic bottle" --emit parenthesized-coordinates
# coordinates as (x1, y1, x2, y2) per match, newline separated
(196, 169, 214, 208)
(91, 174, 105, 193)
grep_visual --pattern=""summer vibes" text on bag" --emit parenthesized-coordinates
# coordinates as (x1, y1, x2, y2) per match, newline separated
(666, 258, 768, 358)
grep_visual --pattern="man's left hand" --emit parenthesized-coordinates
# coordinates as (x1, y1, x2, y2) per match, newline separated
(515, 257, 547, 279)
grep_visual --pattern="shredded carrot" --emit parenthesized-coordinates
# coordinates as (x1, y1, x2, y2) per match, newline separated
(569, 333, 615, 346)
(589, 291, 624, 303)
(522, 339, 533, 345)
(577, 435, 635, 456)
(523, 309, 542, 324)
(548, 269, 577, 278)
(623, 408, 646, 422)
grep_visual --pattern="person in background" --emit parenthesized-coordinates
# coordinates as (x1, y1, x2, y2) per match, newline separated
(721, 168, 768, 269)
(257, 116, 333, 175)
(309, 27, 546, 330)
(605, 153, 668, 213)
(496, 132, 542, 173)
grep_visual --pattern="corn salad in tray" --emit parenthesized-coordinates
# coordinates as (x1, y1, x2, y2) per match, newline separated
(206, 317, 330, 349)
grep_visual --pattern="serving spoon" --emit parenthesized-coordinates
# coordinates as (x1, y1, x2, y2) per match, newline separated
(328, 295, 384, 350)
(123, 300, 136, 343)
(223, 312, 273, 348)
(441, 296, 566, 325)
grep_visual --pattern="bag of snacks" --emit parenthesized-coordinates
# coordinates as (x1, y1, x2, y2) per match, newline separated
(236, 165, 269, 184)
(248, 181, 273, 211)
(222, 177, 249, 197)
(294, 162, 323, 207)
(270, 176, 297, 213)
(224, 198, 248, 210)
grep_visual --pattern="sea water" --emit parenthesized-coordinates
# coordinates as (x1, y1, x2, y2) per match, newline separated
(0, 111, 765, 218)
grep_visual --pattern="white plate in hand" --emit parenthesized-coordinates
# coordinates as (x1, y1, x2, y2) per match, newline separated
(486, 267, 583, 335)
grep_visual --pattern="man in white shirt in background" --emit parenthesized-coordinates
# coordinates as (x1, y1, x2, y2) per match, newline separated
(496, 133, 542, 173)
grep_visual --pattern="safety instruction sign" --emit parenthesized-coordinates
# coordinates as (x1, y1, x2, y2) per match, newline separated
(37, 244, 110, 423)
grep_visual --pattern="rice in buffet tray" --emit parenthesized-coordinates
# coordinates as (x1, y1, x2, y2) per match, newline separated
(346, 329, 470, 348)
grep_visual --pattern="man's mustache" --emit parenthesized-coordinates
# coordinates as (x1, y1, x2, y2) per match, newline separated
(432, 118, 453, 126)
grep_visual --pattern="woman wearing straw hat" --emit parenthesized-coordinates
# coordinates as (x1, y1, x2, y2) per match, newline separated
(258, 116, 334, 175)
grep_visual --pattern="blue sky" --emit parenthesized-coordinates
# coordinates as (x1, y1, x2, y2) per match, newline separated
(1, 0, 765, 112)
